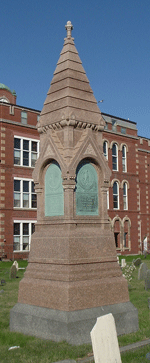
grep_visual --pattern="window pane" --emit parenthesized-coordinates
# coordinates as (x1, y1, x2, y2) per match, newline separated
(113, 182, 117, 194)
(14, 180, 20, 191)
(14, 223, 20, 235)
(122, 160, 126, 172)
(14, 193, 20, 207)
(23, 223, 29, 235)
(23, 140, 29, 150)
(21, 112, 27, 125)
(23, 151, 29, 166)
(112, 144, 117, 155)
(31, 223, 35, 234)
(112, 157, 117, 170)
(23, 236, 29, 250)
(13, 237, 20, 251)
(32, 182, 35, 193)
(14, 138, 20, 149)
(32, 141, 37, 152)
(123, 183, 126, 195)
(23, 194, 29, 208)
(122, 146, 125, 157)
(14, 150, 20, 165)
(32, 194, 37, 208)
(31, 153, 37, 167)
(23, 181, 29, 192)
(121, 127, 126, 134)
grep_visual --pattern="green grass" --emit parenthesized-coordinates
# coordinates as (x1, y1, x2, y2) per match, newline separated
(0, 257, 150, 362)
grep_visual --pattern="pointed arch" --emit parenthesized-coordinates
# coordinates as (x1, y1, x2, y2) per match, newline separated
(122, 216, 131, 251)
(111, 215, 122, 250)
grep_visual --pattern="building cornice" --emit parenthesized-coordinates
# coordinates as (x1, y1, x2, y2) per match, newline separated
(0, 118, 37, 129)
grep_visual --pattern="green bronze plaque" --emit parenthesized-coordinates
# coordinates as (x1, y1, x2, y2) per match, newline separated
(76, 162, 98, 215)
(45, 162, 64, 216)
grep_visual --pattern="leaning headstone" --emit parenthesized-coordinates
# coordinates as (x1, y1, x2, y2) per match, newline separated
(134, 258, 142, 266)
(138, 262, 148, 280)
(90, 313, 122, 363)
(10, 265, 17, 279)
(121, 259, 126, 268)
(13, 261, 19, 271)
(145, 270, 150, 290)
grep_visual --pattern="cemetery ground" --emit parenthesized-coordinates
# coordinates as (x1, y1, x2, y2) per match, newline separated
(0, 257, 150, 363)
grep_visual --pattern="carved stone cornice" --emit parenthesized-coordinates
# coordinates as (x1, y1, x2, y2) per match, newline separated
(37, 119, 104, 134)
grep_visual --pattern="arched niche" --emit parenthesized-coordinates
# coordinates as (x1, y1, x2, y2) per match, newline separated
(75, 160, 98, 216)
(45, 161, 64, 216)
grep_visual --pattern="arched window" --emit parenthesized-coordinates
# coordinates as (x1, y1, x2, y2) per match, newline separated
(123, 182, 128, 210)
(76, 161, 98, 216)
(113, 219, 121, 248)
(45, 162, 64, 216)
(123, 220, 130, 248)
(113, 181, 119, 209)
(122, 145, 127, 172)
(112, 143, 118, 171)
(103, 141, 108, 160)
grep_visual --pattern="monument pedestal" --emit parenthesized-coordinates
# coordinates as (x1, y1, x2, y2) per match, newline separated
(10, 302, 138, 345)
(10, 223, 139, 344)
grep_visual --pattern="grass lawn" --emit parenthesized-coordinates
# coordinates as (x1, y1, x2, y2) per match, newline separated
(0, 255, 150, 362)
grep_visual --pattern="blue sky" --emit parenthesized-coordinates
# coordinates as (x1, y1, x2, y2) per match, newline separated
(1, 0, 150, 138)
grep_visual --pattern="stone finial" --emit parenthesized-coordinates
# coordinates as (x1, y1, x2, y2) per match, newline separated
(65, 21, 73, 38)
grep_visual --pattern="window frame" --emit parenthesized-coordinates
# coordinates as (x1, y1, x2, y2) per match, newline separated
(113, 181, 119, 209)
(21, 111, 27, 125)
(123, 182, 128, 210)
(13, 220, 36, 252)
(112, 143, 118, 171)
(122, 145, 127, 172)
(14, 178, 37, 209)
(103, 141, 108, 160)
(14, 136, 39, 167)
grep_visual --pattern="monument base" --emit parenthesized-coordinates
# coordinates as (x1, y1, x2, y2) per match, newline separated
(10, 302, 138, 345)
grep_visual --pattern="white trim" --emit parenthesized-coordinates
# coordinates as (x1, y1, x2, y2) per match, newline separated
(13, 220, 36, 252)
(14, 135, 39, 168)
(14, 178, 37, 209)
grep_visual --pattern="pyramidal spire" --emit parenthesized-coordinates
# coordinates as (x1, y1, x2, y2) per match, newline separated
(39, 21, 104, 130)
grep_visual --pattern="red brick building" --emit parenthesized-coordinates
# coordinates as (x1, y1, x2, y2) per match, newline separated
(0, 83, 149, 259)
(0, 84, 40, 259)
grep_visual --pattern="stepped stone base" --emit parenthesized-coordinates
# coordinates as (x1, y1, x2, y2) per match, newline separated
(10, 302, 138, 345)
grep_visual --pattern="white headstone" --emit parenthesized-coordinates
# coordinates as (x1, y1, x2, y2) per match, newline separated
(121, 259, 126, 268)
(90, 313, 122, 363)
(13, 260, 19, 271)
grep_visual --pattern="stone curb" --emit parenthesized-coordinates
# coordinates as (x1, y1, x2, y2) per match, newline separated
(53, 339, 150, 363)
(120, 338, 150, 353)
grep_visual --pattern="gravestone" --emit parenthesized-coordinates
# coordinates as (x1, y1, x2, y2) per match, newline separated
(13, 261, 19, 271)
(10, 264, 17, 279)
(134, 258, 142, 266)
(121, 259, 126, 268)
(10, 21, 138, 344)
(145, 270, 150, 290)
(90, 314, 122, 363)
(138, 262, 148, 280)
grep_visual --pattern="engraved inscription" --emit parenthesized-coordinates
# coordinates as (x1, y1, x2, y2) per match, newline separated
(76, 162, 98, 216)
(45, 162, 64, 216)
